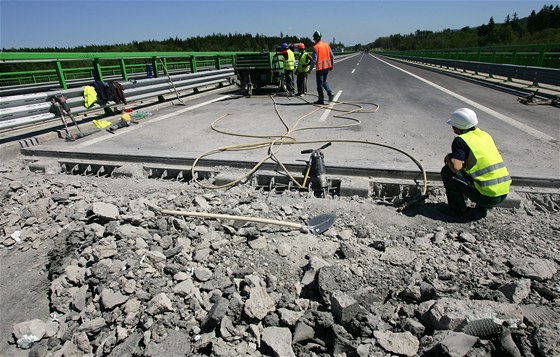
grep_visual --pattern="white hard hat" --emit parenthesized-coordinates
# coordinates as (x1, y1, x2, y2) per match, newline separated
(447, 108, 478, 130)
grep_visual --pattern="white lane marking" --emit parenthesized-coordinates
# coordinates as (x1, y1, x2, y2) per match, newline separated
(371, 55, 556, 142)
(352, 69, 356, 74)
(319, 90, 343, 122)
(74, 95, 231, 148)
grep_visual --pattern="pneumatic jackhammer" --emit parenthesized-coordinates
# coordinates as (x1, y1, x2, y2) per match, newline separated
(301, 142, 332, 197)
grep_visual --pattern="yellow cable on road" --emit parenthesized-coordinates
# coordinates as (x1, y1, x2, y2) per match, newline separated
(191, 93, 427, 199)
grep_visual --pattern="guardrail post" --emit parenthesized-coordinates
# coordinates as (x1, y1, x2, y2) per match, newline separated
(92, 59, 103, 81)
(92, 59, 114, 115)
(119, 59, 128, 81)
(537, 48, 545, 67)
(215, 55, 221, 70)
(511, 50, 517, 65)
(152, 57, 159, 78)
(158, 57, 166, 102)
(54, 60, 68, 90)
(190, 57, 197, 73)
(161, 58, 168, 75)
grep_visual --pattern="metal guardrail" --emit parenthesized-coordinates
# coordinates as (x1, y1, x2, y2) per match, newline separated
(0, 51, 242, 90)
(378, 43, 560, 69)
(384, 56, 560, 87)
(0, 51, 357, 132)
(0, 64, 226, 97)
(0, 68, 235, 131)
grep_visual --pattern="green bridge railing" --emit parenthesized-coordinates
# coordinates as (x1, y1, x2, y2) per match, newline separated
(376, 43, 560, 69)
(0, 50, 353, 90)
(0, 51, 246, 89)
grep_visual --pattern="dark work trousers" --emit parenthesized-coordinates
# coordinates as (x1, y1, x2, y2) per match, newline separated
(284, 70, 295, 93)
(297, 71, 308, 95)
(441, 165, 507, 210)
(316, 69, 332, 102)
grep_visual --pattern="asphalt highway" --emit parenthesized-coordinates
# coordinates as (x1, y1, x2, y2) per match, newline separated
(25, 53, 560, 182)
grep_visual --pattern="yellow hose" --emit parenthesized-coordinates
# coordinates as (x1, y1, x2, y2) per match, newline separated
(190, 93, 427, 197)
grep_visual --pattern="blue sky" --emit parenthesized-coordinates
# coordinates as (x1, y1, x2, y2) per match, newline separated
(0, 0, 555, 49)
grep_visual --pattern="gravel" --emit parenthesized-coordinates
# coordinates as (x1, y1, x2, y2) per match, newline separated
(1, 157, 559, 356)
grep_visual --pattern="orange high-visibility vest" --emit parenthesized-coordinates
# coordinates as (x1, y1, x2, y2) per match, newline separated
(314, 41, 332, 71)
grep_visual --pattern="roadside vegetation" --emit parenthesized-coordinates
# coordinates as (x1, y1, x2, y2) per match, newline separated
(369, 4, 560, 51)
(1, 4, 558, 72)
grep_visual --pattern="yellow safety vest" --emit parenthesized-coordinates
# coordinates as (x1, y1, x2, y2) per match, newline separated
(297, 52, 311, 73)
(460, 128, 511, 197)
(284, 49, 295, 71)
(83, 85, 97, 108)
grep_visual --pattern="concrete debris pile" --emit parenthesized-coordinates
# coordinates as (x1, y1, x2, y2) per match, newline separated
(1, 162, 559, 357)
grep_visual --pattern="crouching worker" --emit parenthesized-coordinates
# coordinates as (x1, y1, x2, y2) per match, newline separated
(440, 108, 511, 219)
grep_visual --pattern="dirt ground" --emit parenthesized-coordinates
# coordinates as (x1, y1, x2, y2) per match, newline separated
(1, 156, 559, 356)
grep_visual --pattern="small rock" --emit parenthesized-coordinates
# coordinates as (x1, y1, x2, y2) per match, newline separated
(147, 293, 173, 315)
(248, 236, 267, 250)
(373, 330, 419, 356)
(510, 258, 557, 282)
(173, 279, 196, 297)
(193, 267, 213, 282)
(90, 202, 119, 221)
(244, 286, 275, 320)
(262, 327, 296, 357)
(101, 288, 128, 310)
(380, 247, 416, 265)
(458, 232, 476, 243)
(78, 317, 106, 333)
(12, 319, 46, 349)
(277, 243, 291, 257)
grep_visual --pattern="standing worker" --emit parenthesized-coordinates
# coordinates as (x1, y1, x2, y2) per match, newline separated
(296, 43, 311, 96)
(311, 31, 334, 105)
(440, 108, 511, 219)
(279, 42, 296, 96)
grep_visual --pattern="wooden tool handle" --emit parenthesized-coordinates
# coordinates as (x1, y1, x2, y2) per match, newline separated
(159, 209, 303, 229)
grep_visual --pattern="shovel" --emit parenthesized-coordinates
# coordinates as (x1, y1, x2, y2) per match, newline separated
(150, 205, 336, 235)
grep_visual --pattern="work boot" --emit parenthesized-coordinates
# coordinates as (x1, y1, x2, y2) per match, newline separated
(313, 100, 325, 105)
(437, 205, 468, 218)
(328, 93, 334, 102)
(469, 206, 488, 220)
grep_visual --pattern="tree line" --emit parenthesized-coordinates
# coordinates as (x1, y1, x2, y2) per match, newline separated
(2, 33, 318, 54)
(367, 4, 560, 51)
(1, 4, 558, 72)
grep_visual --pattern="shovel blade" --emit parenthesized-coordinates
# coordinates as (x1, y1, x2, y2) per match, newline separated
(304, 212, 336, 235)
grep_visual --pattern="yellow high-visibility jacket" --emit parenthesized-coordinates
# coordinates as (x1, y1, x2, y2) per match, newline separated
(460, 128, 511, 196)
(83, 85, 97, 108)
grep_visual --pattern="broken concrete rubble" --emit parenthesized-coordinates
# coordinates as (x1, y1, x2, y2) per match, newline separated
(1, 159, 559, 356)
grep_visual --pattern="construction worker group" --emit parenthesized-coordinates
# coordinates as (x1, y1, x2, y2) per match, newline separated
(279, 30, 334, 104)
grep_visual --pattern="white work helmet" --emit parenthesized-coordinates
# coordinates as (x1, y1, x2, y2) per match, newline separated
(447, 108, 478, 130)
